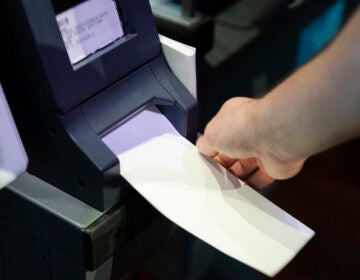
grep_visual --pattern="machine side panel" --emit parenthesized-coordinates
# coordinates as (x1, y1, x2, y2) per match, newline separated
(0, 186, 87, 267)
(0, 83, 28, 189)
(0, 220, 50, 280)
(151, 56, 198, 142)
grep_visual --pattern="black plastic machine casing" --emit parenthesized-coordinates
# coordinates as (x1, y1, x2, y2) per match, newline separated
(0, 0, 198, 211)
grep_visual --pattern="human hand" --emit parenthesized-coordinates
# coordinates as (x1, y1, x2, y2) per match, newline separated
(196, 97, 305, 189)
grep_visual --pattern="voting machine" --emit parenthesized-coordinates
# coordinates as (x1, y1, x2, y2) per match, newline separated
(0, 0, 197, 279)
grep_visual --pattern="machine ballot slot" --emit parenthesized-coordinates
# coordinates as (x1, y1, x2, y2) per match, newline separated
(52, 0, 126, 65)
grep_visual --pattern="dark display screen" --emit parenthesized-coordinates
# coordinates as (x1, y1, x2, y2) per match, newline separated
(51, 0, 85, 14)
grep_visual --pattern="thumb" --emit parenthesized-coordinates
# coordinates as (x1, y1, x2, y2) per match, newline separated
(196, 135, 218, 157)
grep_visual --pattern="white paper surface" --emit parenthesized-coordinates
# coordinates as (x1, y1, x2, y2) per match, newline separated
(56, 0, 124, 64)
(103, 108, 314, 277)
(160, 35, 197, 98)
(102, 107, 180, 155)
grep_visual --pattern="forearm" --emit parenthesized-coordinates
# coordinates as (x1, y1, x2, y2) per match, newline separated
(197, 7, 360, 185)
(256, 7, 360, 162)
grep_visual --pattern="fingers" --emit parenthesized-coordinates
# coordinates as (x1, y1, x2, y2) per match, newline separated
(211, 154, 274, 189)
(228, 158, 258, 178)
(246, 169, 275, 190)
(196, 135, 218, 158)
(196, 96, 277, 190)
(197, 137, 274, 189)
(197, 97, 257, 158)
(213, 154, 238, 168)
(197, 135, 273, 189)
(228, 158, 274, 189)
(197, 136, 238, 168)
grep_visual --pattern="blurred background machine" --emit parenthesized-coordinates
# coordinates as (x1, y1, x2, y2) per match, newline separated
(150, 0, 358, 130)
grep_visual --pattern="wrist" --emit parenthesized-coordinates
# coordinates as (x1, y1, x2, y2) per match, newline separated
(254, 92, 309, 166)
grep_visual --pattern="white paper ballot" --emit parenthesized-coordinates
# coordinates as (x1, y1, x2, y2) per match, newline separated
(103, 108, 314, 277)
(159, 35, 197, 98)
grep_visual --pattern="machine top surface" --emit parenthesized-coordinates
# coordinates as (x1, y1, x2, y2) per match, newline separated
(7, 173, 103, 228)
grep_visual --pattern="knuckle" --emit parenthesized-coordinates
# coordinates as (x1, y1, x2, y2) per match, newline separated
(203, 123, 218, 147)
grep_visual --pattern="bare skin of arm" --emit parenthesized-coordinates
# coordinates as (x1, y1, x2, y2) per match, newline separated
(196, 7, 360, 189)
